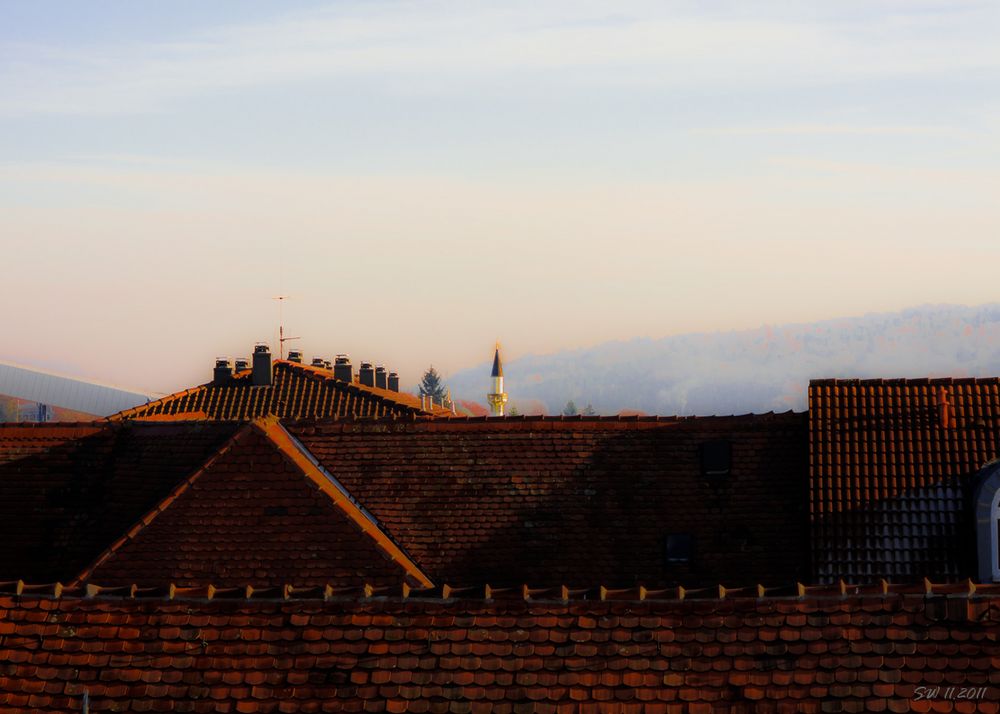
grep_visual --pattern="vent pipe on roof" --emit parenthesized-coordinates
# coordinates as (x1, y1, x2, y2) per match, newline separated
(359, 362, 375, 387)
(334, 355, 352, 382)
(938, 387, 952, 429)
(287, 349, 303, 364)
(252, 344, 272, 386)
(234, 357, 250, 372)
(387, 372, 400, 392)
(213, 358, 233, 386)
(375, 365, 387, 389)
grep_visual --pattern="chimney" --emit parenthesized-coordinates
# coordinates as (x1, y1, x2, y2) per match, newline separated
(334, 355, 353, 382)
(310, 357, 325, 368)
(375, 365, 387, 389)
(252, 343, 272, 386)
(359, 362, 375, 387)
(387, 372, 400, 392)
(288, 349, 303, 363)
(213, 358, 233, 386)
(937, 387, 952, 429)
(324, 360, 332, 370)
(234, 357, 250, 372)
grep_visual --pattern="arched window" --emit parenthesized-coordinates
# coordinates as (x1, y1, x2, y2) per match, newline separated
(972, 460, 1000, 582)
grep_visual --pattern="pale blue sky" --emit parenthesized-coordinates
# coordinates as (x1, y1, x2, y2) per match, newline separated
(1, 1, 998, 393)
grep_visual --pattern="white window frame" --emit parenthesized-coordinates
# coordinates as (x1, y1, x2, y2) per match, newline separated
(973, 461, 1000, 582)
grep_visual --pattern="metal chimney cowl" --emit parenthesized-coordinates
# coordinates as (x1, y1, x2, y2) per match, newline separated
(334, 355, 352, 382)
(213, 358, 233, 386)
(252, 344, 272, 386)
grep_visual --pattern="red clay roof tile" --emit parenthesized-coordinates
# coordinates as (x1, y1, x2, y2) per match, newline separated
(0, 421, 240, 582)
(0, 423, 104, 464)
(0, 586, 996, 711)
(75, 419, 431, 589)
(808, 378, 1000, 582)
(288, 412, 809, 588)
(111, 361, 452, 421)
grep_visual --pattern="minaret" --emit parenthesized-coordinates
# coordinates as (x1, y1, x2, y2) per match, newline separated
(487, 342, 508, 417)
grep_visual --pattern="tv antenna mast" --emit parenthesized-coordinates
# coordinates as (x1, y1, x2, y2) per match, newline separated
(272, 295, 300, 360)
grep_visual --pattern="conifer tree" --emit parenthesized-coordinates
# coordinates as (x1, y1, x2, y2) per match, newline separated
(563, 400, 578, 416)
(418, 366, 448, 400)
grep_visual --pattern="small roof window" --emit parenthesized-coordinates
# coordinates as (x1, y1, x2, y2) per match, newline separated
(664, 533, 693, 565)
(700, 440, 732, 480)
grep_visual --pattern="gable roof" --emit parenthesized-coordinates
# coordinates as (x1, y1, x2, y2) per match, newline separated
(0, 421, 240, 583)
(290, 412, 809, 588)
(109, 360, 453, 421)
(0, 582, 996, 713)
(74, 419, 432, 589)
(809, 377, 1000, 583)
(0, 423, 104, 464)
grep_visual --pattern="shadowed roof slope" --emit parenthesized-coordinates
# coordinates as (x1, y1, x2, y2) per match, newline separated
(109, 360, 452, 421)
(290, 412, 809, 588)
(0, 421, 240, 582)
(0, 583, 997, 713)
(809, 377, 1000, 583)
(0, 423, 104, 464)
(75, 420, 431, 589)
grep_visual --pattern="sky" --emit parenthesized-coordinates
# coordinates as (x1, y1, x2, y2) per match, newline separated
(1, 0, 998, 394)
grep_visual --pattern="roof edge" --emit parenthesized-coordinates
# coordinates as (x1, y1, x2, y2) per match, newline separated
(253, 417, 434, 588)
(3, 576, 992, 604)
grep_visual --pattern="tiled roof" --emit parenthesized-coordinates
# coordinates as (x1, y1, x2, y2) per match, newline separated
(75, 419, 431, 589)
(0, 422, 240, 582)
(290, 412, 809, 588)
(1, 582, 998, 713)
(110, 360, 452, 421)
(809, 378, 1000, 583)
(0, 423, 103, 464)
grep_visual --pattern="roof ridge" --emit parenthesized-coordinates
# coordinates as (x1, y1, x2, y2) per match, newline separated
(4, 576, 992, 603)
(67, 423, 256, 586)
(253, 417, 434, 588)
(278, 360, 452, 416)
(284, 411, 806, 432)
(810, 376, 1000, 387)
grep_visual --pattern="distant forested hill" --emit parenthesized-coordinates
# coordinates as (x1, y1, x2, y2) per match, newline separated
(446, 304, 1000, 416)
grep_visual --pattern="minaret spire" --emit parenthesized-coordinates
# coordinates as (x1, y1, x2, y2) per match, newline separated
(487, 341, 508, 417)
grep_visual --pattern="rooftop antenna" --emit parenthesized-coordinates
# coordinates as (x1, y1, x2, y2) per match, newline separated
(272, 295, 300, 360)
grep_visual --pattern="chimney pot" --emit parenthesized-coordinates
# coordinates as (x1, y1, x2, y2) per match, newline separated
(333, 354, 353, 382)
(375, 365, 387, 390)
(234, 357, 250, 372)
(310, 357, 325, 368)
(937, 387, 952, 429)
(387, 372, 400, 392)
(359, 362, 375, 387)
(288, 349, 303, 363)
(252, 343, 272, 386)
(213, 358, 233, 386)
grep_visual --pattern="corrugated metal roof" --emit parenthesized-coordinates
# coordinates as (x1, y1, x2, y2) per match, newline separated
(0, 362, 153, 417)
